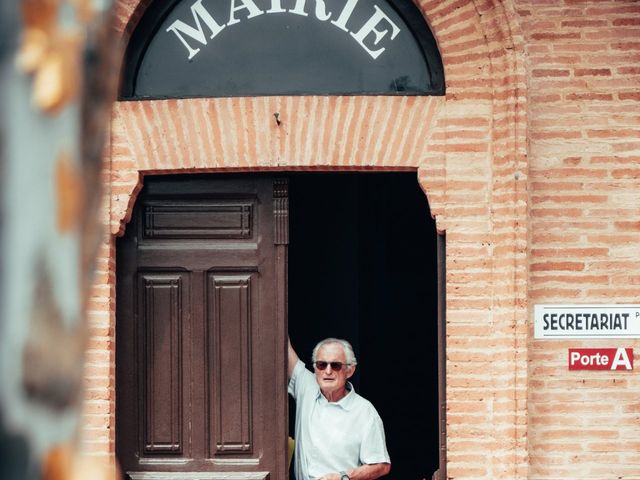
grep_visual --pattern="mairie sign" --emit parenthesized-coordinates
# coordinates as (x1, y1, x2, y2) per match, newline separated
(167, 0, 401, 60)
(534, 304, 640, 339)
(122, 0, 444, 98)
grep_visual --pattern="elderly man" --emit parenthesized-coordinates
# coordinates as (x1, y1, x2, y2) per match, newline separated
(288, 337, 391, 480)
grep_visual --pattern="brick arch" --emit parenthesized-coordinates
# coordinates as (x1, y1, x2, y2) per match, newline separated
(104, 1, 529, 478)
(110, 0, 525, 236)
(110, 95, 445, 232)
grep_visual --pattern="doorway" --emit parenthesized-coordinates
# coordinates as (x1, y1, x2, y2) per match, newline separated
(115, 172, 440, 479)
(288, 173, 440, 479)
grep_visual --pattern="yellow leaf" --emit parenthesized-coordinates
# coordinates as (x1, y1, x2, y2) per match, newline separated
(43, 444, 122, 480)
(22, 0, 60, 33)
(42, 444, 73, 480)
(55, 150, 83, 232)
(33, 51, 66, 112)
(32, 32, 82, 113)
(16, 28, 50, 74)
(69, 0, 96, 24)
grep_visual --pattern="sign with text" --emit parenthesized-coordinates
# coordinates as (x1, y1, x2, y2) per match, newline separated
(534, 304, 640, 339)
(568, 348, 634, 371)
(121, 0, 445, 98)
(167, 0, 403, 61)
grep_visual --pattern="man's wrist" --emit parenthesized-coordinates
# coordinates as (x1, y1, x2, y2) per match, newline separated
(339, 471, 350, 480)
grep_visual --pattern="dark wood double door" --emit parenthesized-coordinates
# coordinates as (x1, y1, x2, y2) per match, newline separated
(116, 175, 288, 480)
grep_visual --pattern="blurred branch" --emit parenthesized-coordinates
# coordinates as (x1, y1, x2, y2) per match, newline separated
(0, 1, 120, 479)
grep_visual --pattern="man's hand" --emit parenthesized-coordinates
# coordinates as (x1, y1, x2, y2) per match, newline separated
(318, 463, 391, 480)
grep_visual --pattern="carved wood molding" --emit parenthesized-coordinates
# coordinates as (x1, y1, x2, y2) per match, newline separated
(273, 179, 289, 246)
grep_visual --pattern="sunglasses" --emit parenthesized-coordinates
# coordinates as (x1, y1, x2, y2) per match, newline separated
(314, 361, 350, 371)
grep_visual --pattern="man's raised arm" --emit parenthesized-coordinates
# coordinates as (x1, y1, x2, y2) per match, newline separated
(288, 336, 300, 380)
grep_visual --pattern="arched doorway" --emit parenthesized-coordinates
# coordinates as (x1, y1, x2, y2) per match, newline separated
(116, 171, 443, 480)
(115, 171, 443, 479)
(115, 0, 447, 477)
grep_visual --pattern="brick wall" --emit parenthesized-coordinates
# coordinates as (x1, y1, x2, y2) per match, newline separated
(517, 0, 640, 478)
(81, 153, 116, 456)
(86, 0, 534, 478)
(87, 5, 640, 476)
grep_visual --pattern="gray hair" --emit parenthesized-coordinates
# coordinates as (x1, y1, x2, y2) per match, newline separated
(311, 338, 358, 366)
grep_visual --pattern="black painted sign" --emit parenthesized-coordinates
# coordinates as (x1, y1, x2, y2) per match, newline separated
(122, 0, 444, 98)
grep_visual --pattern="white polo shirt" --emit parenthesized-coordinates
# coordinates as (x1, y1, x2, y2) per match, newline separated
(288, 360, 390, 480)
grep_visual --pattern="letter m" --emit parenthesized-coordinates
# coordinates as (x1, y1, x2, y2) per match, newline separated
(166, 0, 225, 60)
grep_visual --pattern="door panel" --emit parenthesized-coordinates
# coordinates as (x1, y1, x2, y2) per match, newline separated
(208, 271, 255, 456)
(138, 272, 188, 457)
(117, 175, 288, 480)
(142, 201, 254, 240)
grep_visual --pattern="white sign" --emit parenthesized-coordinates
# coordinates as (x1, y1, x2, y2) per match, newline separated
(534, 304, 640, 339)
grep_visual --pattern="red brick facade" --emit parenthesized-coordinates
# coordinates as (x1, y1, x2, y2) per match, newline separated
(521, 1, 640, 478)
(82, 0, 640, 478)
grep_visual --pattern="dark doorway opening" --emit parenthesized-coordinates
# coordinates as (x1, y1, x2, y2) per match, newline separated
(288, 172, 439, 479)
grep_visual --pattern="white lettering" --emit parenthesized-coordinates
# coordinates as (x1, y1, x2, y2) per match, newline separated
(350, 5, 400, 59)
(331, 0, 359, 32)
(570, 351, 610, 367)
(166, 0, 226, 60)
(289, 0, 332, 21)
(611, 348, 632, 370)
(570, 351, 580, 365)
(167, 0, 402, 61)
(228, 0, 264, 26)
(580, 354, 607, 366)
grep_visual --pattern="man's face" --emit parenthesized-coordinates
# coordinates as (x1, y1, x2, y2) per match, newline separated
(314, 343, 355, 395)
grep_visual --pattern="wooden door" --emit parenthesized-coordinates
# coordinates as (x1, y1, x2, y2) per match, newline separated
(116, 175, 288, 480)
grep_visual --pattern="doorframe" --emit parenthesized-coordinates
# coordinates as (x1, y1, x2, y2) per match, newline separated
(437, 232, 446, 480)
(114, 170, 448, 478)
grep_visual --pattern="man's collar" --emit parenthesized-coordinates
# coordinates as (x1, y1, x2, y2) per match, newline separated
(316, 382, 356, 410)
